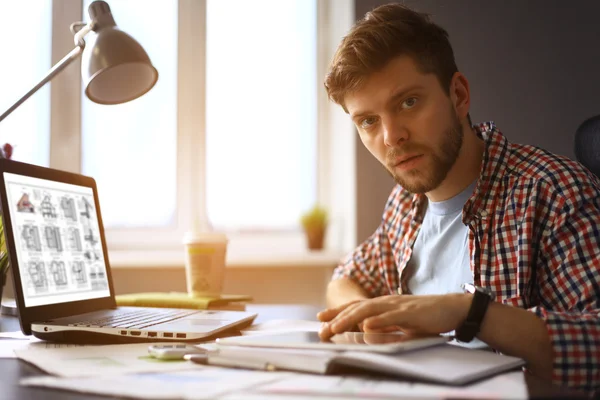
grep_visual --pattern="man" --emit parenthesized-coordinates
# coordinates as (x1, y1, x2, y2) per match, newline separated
(317, 3, 600, 393)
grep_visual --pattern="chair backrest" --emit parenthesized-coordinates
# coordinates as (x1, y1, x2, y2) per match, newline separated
(574, 115, 600, 179)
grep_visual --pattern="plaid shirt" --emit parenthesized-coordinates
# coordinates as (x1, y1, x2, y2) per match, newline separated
(333, 122, 600, 392)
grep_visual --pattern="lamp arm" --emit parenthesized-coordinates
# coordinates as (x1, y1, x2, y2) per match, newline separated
(0, 45, 83, 124)
(72, 21, 95, 47)
(0, 21, 95, 124)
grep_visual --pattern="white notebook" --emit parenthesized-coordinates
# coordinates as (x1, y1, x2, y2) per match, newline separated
(210, 343, 526, 385)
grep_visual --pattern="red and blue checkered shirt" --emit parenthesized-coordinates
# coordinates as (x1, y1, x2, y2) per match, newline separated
(333, 122, 600, 392)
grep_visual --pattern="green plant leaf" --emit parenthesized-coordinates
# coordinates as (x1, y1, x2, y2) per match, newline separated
(300, 205, 328, 229)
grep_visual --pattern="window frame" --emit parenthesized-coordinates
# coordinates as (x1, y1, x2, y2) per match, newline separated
(49, 0, 356, 261)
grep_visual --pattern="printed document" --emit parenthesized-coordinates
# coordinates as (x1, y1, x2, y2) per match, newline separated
(21, 368, 289, 400)
(22, 369, 528, 400)
(15, 342, 199, 377)
(247, 371, 528, 399)
(0, 334, 86, 358)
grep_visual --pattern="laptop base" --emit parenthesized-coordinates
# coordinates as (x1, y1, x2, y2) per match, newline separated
(32, 318, 254, 344)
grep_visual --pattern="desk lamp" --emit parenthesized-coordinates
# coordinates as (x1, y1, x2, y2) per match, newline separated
(0, 0, 158, 311)
(0, 0, 158, 125)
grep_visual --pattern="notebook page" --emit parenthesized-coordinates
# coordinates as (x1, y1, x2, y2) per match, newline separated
(338, 344, 525, 385)
(217, 345, 335, 374)
(241, 320, 322, 335)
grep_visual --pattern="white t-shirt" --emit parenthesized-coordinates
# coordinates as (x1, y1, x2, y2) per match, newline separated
(407, 180, 477, 296)
(407, 179, 487, 348)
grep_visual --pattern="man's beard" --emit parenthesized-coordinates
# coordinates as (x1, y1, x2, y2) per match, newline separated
(385, 111, 463, 194)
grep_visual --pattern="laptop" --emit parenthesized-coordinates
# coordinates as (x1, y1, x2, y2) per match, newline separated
(0, 159, 257, 344)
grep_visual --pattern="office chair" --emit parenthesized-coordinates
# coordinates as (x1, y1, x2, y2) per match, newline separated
(574, 115, 600, 179)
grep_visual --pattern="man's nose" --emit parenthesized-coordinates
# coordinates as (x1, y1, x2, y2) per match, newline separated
(382, 118, 409, 147)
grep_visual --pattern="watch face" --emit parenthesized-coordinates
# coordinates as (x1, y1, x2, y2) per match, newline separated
(461, 283, 476, 293)
(462, 283, 495, 301)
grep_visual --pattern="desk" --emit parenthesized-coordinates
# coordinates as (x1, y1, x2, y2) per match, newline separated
(0, 304, 585, 399)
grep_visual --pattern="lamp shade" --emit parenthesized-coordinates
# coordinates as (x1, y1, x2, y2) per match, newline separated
(81, 2, 158, 105)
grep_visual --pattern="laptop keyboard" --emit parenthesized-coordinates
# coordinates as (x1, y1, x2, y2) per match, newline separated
(68, 308, 199, 329)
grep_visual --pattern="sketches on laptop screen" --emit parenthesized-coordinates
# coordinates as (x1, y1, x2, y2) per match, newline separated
(3, 172, 110, 307)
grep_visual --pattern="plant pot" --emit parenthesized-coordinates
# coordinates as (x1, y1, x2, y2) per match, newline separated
(304, 226, 326, 250)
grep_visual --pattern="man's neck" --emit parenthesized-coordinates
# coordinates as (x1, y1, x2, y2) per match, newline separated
(426, 124, 484, 202)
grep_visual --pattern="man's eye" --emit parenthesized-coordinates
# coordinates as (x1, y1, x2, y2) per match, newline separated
(402, 97, 418, 109)
(360, 117, 377, 129)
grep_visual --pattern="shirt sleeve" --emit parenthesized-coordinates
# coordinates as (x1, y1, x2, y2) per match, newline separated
(331, 223, 389, 298)
(331, 185, 403, 298)
(534, 185, 600, 392)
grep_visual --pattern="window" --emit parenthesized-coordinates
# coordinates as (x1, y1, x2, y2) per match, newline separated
(0, 1, 51, 166)
(82, 0, 317, 237)
(206, 0, 317, 231)
(13, 0, 356, 258)
(81, 0, 178, 229)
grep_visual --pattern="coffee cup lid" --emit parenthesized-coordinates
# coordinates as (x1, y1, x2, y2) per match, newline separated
(183, 231, 228, 244)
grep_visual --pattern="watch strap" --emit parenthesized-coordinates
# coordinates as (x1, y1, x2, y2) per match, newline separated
(455, 289, 491, 342)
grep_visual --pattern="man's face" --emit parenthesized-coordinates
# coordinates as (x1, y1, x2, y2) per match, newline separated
(344, 55, 463, 194)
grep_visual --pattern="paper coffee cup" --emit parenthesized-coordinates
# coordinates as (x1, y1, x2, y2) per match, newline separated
(183, 232, 228, 297)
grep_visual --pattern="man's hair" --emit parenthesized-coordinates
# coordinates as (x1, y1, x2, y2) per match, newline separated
(325, 3, 459, 113)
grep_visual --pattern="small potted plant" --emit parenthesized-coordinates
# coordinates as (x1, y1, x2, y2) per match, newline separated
(300, 205, 328, 251)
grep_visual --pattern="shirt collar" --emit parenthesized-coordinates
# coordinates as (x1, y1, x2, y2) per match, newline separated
(463, 121, 510, 224)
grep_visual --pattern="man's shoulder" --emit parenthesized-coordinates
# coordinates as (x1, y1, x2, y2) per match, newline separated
(506, 141, 600, 199)
(479, 123, 599, 193)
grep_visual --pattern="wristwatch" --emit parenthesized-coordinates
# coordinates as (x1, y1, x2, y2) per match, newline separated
(455, 283, 495, 343)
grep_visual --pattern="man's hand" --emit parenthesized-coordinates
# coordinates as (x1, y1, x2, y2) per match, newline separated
(318, 299, 406, 334)
(318, 293, 472, 340)
(318, 299, 366, 334)
(318, 291, 554, 380)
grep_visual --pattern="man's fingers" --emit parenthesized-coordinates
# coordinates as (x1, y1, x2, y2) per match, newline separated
(364, 310, 408, 331)
(317, 300, 361, 322)
(316, 309, 338, 322)
(319, 322, 334, 340)
(327, 303, 364, 332)
(319, 303, 363, 340)
(329, 301, 391, 334)
(319, 301, 363, 340)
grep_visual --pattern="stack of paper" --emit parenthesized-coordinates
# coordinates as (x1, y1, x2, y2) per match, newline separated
(20, 368, 529, 399)
(210, 343, 525, 386)
(10, 319, 529, 399)
(21, 368, 288, 400)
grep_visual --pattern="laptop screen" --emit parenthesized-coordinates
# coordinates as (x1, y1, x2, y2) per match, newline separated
(3, 172, 110, 307)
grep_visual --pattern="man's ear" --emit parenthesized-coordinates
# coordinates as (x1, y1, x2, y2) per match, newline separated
(450, 72, 470, 120)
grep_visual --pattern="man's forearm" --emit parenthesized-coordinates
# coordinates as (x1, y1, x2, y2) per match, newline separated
(326, 278, 370, 308)
(472, 296, 554, 379)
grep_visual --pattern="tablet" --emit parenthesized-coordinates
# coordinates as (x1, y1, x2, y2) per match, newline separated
(216, 331, 449, 353)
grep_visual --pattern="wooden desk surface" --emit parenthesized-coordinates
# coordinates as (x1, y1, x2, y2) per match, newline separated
(0, 304, 586, 399)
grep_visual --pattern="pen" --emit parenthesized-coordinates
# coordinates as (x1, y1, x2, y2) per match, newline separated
(184, 354, 277, 371)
